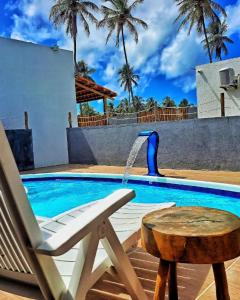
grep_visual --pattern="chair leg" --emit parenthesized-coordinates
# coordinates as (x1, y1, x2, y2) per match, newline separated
(212, 263, 230, 300)
(67, 233, 99, 300)
(154, 259, 170, 300)
(102, 219, 148, 300)
(168, 262, 178, 300)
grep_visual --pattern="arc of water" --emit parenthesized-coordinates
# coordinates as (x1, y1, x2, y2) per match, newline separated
(122, 136, 148, 184)
(122, 131, 164, 184)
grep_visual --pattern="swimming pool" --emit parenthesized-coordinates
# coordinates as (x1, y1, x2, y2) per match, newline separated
(22, 173, 240, 218)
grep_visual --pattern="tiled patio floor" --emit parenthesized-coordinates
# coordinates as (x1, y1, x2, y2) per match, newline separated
(86, 248, 240, 300)
(1, 250, 240, 300)
(1, 165, 240, 299)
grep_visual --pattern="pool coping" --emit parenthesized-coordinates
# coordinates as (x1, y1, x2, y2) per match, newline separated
(21, 172, 240, 193)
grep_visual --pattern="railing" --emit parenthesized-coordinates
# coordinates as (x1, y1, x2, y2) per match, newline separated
(78, 106, 198, 127)
(137, 107, 188, 123)
(78, 115, 107, 127)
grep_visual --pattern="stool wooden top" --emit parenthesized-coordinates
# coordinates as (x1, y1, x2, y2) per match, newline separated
(141, 206, 240, 264)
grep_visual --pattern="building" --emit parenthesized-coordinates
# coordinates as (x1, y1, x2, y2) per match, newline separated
(196, 57, 240, 119)
(0, 37, 77, 168)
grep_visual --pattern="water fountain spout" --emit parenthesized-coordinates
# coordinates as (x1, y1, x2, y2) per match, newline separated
(123, 130, 164, 184)
(138, 131, 164, 177)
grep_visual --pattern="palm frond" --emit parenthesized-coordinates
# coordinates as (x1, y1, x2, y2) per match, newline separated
(221, 43, 228, 55)
(202, 18, 233, 60)
(115, 23, 122, 47)
(98, 0, 147, 47)
(126, 20, 138, 43)
(129, 0, 144, 11)
(209, 0, 227, 17)
(175, 0, 226, 36)
(130, 16, 148, 29)
(223, 36, 234, 44)
(81, 1, 99, 11)
(106, 28, 115, 44)
(80, 6, 98, 24)
(79, 12, 90, 36)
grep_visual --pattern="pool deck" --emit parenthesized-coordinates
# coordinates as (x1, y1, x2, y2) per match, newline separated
(22, 164, 240, 185)
(1, 165, 240, 299)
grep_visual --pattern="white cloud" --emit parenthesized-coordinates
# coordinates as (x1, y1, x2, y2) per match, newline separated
(141, 55, 160, 76)
(6, 0, 52, 20)
(160, 29, 205, 79)
(174, 75, 196, 93)
(8, 0, 60, 42)
(125, 0, 178, 71)
(99, 0, 204, 94)
(226, 0, 240, 36)
(99, 0, 181, 95)
(6, 0, 209, 96)
(25, 4, 37, 17)
(104, 62, 117, 80)
(10, 13, 60, 42)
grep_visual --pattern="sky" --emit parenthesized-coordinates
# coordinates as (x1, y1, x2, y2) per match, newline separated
(0, 0, 240, 112)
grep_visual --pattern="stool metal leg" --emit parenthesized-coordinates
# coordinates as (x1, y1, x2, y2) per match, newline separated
(212, 263, 230, 300)
(154, 259, 170, 300)
(169, 262, 178, 300)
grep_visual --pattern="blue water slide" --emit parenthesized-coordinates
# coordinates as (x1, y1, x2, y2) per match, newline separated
(138, 131, 164, 177)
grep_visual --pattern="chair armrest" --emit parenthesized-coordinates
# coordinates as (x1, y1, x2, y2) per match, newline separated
(34, 189, 135, 256)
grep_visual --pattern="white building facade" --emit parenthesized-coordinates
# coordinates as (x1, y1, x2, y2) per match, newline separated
(0, 37, 77, 167)
(196, 57, 240, 119)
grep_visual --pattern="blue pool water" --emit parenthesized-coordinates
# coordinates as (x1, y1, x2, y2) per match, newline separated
(23, 177, 240, 218)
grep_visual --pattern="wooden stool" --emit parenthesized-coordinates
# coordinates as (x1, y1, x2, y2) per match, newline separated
(141, 206, 240, 300)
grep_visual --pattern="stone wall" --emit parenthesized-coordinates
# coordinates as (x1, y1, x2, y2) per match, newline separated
(67, 116, 240, 171)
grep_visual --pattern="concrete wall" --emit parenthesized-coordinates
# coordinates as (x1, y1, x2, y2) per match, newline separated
(0, 37, 77, 167)
(197, 58, 240, 119)
(109, 113, 138, 125)
(6, 130, 34, 171)
(67, 116, 240, 171)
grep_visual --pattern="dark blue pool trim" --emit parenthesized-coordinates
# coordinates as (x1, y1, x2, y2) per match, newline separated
(22, 176, 240, 199)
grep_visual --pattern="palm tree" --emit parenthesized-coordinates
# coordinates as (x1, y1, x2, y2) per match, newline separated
(179, 98, 190, 107)
(203, 20, 234, 60)
(50, 0, 98, 71)
(98, 0, 147, 99)
(145, 97, 158, 111)
(116, 98, 131, 113)
(175, 0, 226, 63)
(132, 96, 144, 112)
(107, 102, 115, 115)
(162, 96, 176, 108)
(81, 102, 97, 115)
(77, 60, 96, 81)
(118, 64, 139, 104)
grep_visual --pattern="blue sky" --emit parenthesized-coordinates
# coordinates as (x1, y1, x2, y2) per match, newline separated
(1, 0, 240, 112)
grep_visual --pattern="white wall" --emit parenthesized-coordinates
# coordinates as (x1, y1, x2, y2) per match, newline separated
(196, 57, 240, 119)
(0, 37, 77, 168)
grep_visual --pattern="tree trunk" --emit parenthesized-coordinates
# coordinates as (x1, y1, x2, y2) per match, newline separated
(218, 48, 222, 61)
(202, 15, 212, 63)
(128, 89, 131, 107)
(130, 84, 134, 103)
(72, 14, 78, 72)
(121, 27, 129, 66)
(73, 37, 78, 72)
(121, 27, 134, 105)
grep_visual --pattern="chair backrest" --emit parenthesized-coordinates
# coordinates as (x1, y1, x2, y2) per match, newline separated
(0, 122, 66, 299)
